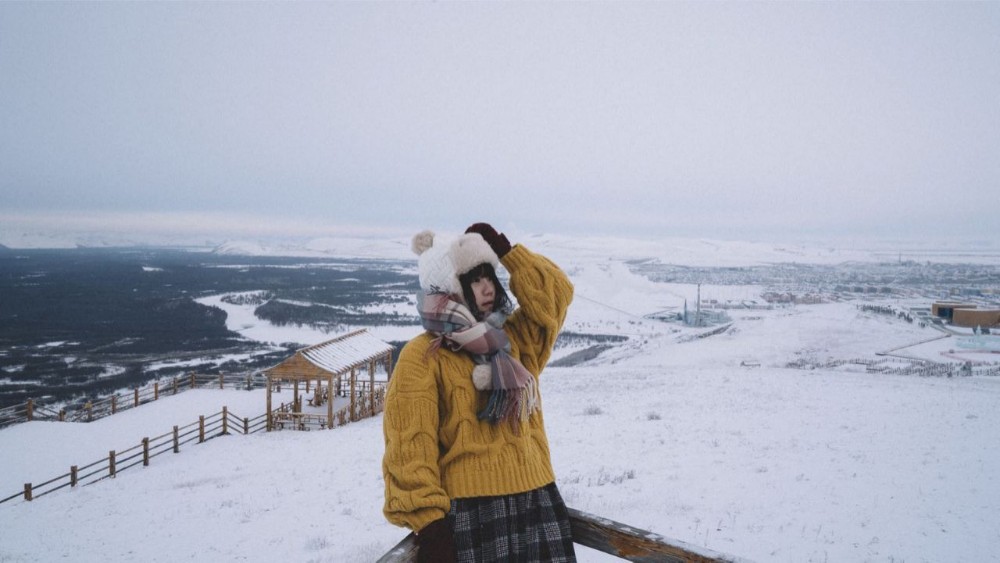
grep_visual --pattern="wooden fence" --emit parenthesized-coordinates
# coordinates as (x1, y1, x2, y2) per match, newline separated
(819, 357, 1000, 378)
(0, 373, 258, 429)
(0, 407, 267, 506)
(269, 382, 386, 431)
(1, 382, 387, 506)
(376, 507, 753, 563)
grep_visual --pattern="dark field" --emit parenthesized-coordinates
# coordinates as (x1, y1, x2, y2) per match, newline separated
(0, 248, 417, 408)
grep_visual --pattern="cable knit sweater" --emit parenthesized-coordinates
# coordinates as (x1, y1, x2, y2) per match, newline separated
(382, 244, 574, 532)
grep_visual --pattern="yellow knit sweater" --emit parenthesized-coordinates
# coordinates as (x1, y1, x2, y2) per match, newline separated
(382, 244, 574, 532)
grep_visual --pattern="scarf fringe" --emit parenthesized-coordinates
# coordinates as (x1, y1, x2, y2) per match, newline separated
(418, 289, 540, 429)
(477, 375, 538, 432)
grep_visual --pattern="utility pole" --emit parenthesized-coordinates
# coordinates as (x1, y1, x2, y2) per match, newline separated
(696, 284, 701, 327)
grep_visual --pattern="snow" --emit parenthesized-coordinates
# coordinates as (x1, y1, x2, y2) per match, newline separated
(212, 240, 273, 256)
(196, 293, 423, 346)
(210, 237, 416, 260)
(2, 238, 999, 562)
(0, 390, 267, 491)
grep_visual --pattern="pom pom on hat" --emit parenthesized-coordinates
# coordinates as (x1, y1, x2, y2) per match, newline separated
(411, 229, 435, 256)
(413, 230, 460, 295)
(450, 233, 499, 278)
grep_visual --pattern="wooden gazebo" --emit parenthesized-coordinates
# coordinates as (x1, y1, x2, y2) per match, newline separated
(263, 329, 394, 430)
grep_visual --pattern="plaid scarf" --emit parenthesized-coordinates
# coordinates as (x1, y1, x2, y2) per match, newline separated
(417, 290, 539, 428)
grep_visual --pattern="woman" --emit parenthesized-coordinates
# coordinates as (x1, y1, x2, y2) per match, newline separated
(382, 222, 576, 562)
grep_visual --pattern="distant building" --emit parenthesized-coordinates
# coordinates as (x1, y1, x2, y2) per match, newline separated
(931, 301, 1000, 328)
(931, 302, 977, 322)
(952, 308, 1000, 329)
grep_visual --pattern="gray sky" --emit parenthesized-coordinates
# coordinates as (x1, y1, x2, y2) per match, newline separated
(2, 1, 998, 244)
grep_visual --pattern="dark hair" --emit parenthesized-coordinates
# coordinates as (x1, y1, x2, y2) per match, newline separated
(458, 262, 512, 320)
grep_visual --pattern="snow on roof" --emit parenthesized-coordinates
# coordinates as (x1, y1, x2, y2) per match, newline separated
(297, 329, 394, 375)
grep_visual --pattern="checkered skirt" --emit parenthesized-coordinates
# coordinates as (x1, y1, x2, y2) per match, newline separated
(446, 482, 576, 562)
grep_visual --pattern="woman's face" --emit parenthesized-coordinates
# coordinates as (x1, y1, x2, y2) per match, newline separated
(470, 275, 496, 315)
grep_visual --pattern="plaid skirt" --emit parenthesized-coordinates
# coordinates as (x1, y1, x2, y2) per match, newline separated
(446, 482, 577, 563)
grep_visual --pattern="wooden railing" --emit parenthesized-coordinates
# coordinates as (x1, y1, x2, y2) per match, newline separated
(0, 402, 29, 428)
(268, 384, 386, 431)
(271, 409, 334, 431)
(376, 507, 752, 563)
(2, 374, 392, 431)
(0, 373, 259, 429)
(0, 407, 267, 506)
(1, 385, 387, 505)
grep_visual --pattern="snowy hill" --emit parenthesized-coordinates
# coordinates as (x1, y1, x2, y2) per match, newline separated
(1, 238, 999, 562)
(200, 232, 1000, 267)
(5, 227, 1000, 266)
(209, 237, 414, 260)
(211, 240, 273, 256)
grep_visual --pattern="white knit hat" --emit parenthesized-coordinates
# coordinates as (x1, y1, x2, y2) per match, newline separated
(450, 232, 498, 278)
(412, 230, 459, 295)
(412, 230, 500, 296)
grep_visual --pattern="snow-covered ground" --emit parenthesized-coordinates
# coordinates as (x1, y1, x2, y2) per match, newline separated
(2, 237, 999, 562)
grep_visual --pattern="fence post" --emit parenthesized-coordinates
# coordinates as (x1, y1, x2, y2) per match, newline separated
(23, 483, 32, 502)
(243, 417, 249, 434)
(190, 373, 196, 389)
(71, 466, 78, 487)
(173, 378, 178, 395)
(109, 450, 116, 478)
(134, 388, 140, 408)
(142, 438, 150, 467)
(86, 401, 93, 422)
(59, 409, 66, 422)
(219, 374, 224, 389)
(350, 368, 356, 421)
(198, 416, 205, 443)
(173, 425, 179, 453)
(370, 359, 377, 417)
(111, 395, 117, 414)
(26, 399, 33, 422)
(222, 407, 229, 435)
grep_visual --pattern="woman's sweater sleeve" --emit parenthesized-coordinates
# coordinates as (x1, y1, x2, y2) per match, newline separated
(503, 244, 575, 376)
(381, 339, 451, 532)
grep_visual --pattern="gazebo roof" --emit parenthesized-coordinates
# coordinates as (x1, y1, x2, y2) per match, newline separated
(264, 329, 394, 380)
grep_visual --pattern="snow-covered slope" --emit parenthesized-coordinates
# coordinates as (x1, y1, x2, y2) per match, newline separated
(1, 303, 998, 562)
(6, 228, 999, 265)
(206, 232, 1000, 266)
(210, 237, 414, 260)
(1, 238, 998, 563)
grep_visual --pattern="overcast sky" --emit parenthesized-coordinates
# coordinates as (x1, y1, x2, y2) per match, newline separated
(2, 1, 998, 244)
